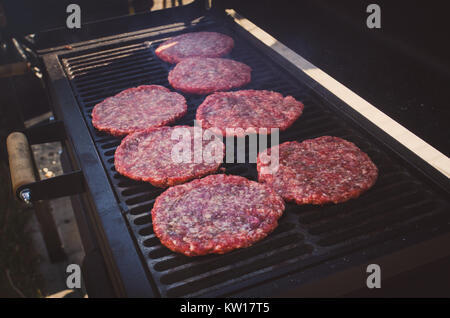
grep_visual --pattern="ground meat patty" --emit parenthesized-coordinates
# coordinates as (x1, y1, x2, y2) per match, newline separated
(152, 174, 285, 256)
(196, 90, 304, 136)
(168, 57, 251, 95)
(92, 85, 187, 136)
(257, 136, 378, 205)
(114, 126, 224, 187)
(155, 31, 234, 64)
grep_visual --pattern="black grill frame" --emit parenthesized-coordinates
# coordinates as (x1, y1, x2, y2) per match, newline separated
(40, 7, 450, 297)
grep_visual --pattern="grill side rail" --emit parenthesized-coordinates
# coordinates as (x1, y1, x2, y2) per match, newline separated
(42, 53, 158, 297)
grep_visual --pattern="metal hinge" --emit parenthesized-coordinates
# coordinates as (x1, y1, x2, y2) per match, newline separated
(8, 120, 85, 203)
(17, 170, 85, 203)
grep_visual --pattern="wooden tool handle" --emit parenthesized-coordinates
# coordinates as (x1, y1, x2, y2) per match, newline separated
(0, 62, 30, 78)
(6, 132, 36, 196)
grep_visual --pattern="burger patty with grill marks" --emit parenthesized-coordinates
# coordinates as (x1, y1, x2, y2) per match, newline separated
(152, 174, 285, 256)
(196, 90, 304, 136)
(92, 85, 187, 136)
(114, 126, 225, 187)
(155, 31, 234, 64)
(168, 57, 251, 95)
(257, 136, 378, 205)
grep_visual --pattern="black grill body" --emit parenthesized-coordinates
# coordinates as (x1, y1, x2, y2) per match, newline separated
(36, 5, 450, 297)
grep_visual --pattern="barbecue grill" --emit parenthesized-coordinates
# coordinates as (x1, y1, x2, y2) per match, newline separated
(6, 1, 450, 297)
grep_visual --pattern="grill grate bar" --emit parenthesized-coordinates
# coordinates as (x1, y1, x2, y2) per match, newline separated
(77, 73, 162, 97)
(66, 49, 153, 72)
(75, 64, 165, 88)
(297, 180, 419, 225)
(63, 42, 148, 63)
(165, 243, 313, 298)
(308, 190, 426, 235)
(160, 239, 308, 286)
(68, 54, 156, 78)
(65, 45, 151, 67)
(317, 201, 444, 247)
(152, 222, 300, 272)
(71, 58, 160, 82)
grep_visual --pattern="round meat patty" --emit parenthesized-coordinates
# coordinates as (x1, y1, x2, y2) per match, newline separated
(155, 31, 234, 64)
(114, 126, 225, 187)
(92, 85, 187, 136)
(168, 57, 252, 95)
(257, 136, 378, 205)
(196, 90, 304, 137)
(152, 174, 285, 256)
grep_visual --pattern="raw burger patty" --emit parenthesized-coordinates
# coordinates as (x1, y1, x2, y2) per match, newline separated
(152, 174, 285, 256)
(196, 90, 304, 136)
(257, 136, 378, 205)
(114, 126, 225, 187)
(92, 85, 187, 136)
(155, 31, 234, 64)
(168, 57, 251, 95)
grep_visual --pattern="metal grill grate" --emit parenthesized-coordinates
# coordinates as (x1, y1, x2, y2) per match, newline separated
(61, 19, 450, 297)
